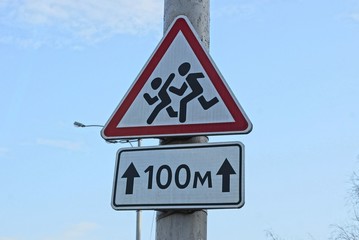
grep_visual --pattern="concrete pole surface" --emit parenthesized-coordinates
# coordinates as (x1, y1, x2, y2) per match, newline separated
(156, 1, 209, 240)
(163, 0, 210, 49)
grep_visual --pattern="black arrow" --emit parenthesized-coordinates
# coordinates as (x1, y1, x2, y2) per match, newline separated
(216, 158, 236, 192)
(121, 162, 140, 195)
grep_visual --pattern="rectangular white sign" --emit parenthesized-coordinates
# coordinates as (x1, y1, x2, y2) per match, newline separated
(112, 142, 244, 210)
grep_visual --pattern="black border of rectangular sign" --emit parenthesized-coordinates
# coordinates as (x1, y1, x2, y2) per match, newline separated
(111, 142, 244, 210)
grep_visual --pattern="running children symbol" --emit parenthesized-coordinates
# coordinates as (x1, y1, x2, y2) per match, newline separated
(143, 62, 219, 124)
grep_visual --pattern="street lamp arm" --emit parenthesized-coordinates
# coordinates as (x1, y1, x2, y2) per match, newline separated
(73, 121, 103, 128)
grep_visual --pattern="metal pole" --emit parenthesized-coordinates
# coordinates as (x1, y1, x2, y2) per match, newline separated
(156, 1, 209, 239)
(136, 139, 142, 240)
(136, 210, 141, 240)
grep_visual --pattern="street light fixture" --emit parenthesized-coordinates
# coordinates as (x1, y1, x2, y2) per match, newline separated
(73, 121, 104, 128)
(73, 121, 121, 144)
(73, 121, 137, 145)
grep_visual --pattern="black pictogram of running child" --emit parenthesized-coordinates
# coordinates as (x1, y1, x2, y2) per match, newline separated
(169, 62, 219, 123)
(143, 73, 178, 124)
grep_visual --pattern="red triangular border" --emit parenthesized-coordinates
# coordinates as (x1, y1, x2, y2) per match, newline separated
(102, 16, 252, 140)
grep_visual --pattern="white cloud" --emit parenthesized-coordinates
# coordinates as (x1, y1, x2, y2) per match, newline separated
(61, 222, 98, 240)
(42, 222, 99, 240)
(0, 237, 19, 240)
(351, 13, 359, 22)
(0, 147, 10, 156)
(213, 3, 256, 19)
(19, 0, 162, 34)
(0, 220, 98, 240)
(36, 138, 83, 151)
(0, 0, 163, 47)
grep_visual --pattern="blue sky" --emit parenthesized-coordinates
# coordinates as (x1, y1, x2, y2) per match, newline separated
(1, 0, 359, 239)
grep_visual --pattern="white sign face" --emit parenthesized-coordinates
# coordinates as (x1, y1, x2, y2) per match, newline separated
(119, 31, 234, 127)
(112, 142, 244, 210)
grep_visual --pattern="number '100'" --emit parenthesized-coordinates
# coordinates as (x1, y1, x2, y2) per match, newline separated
(144, 164, 212, 190)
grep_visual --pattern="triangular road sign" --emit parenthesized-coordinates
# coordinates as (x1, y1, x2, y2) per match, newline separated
(102, 15, 252, 140)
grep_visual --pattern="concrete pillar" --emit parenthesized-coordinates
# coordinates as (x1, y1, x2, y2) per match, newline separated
(155, 1, 210, 239)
